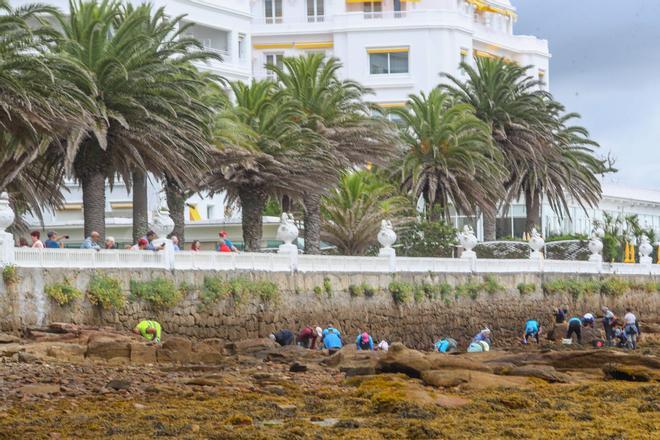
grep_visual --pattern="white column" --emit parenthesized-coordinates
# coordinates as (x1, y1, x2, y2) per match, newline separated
(0, 192, 16, 265)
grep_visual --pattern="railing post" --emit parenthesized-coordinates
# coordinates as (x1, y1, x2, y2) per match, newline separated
(0, 192, 15, 266)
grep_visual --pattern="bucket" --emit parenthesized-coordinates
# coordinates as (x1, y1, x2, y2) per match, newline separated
(561, 338, 573, 345)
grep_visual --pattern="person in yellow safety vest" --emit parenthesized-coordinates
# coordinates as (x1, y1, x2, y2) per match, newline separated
(132, 320, 162, 344)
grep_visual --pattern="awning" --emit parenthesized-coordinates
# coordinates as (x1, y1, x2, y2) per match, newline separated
(367, 47, 409, 54)
(187, 203, 202, 221)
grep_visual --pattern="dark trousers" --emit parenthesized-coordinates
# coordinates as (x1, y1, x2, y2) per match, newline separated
(603, 321, 613, 345)
(567, 322, 582, 344)
(525, 331, 539, 343)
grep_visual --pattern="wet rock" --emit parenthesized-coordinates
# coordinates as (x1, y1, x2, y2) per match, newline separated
(157, 337, 192, 364)
(18, 352, 39, 363)
(289, 362, 308, 373)
(0, 333, 20, 344)
(506, 364, 571, 383)
(224, 338, 278, 357)
(106, 379, 131, 391)
(86, 335, 130, 361)
(264, 385, 286, 395)
(274, 403, 297, 417)
(18, 384, 60, 395)
(184, 378, 220, 386)
(340, 365, 376, 377)
(191, 339, 224, 364)
(421, 370, 470, 388)
(335, 419, 361, 429)
(129, 343, 158, 364)
(0, 343, 23, 358)
(603, 364, 658, 382)
(377, 343, 431, 378)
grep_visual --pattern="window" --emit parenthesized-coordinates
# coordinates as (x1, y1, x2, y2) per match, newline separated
(265, 53, 284, 77)
(238, 33, 246, 60)
(393, 0, 406, 18)
(369, 49, 409, 75)
(363, 2, 382, 19)
(207, 205, 215, 220)
(307, 0, 324, 22)
(265, 0, 283, 24)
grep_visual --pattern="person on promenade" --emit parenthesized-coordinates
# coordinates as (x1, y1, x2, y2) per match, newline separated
(143, 230, 165, 251)
(104, 236, 116, 249)
(566, 316, 583, 344)
(190, 240, 202, 251)
(130, 238, 148, 250)
(356, 332, 374, 351)
(81, 231, 101, 250)
(471, 328, 492, 346)
(30, 231, 44, 248)
(217, 238, 231, 253)
(321, 326, 343, 353)
(297, 326, 322, 349)
(217, 231, 238, 252)
(522, 319, 542, 344)
(170, 235, 181, 251)
(270, 329, 295, 346)
(434, 337, 457, 353)
(601, 306, 616, 346)
(132, 320, 162, 344)
(18, 238, 29, 247)
(44, 231, 67, 249)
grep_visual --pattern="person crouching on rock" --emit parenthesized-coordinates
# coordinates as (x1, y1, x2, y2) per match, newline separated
(553, 306, 568, 324)
(297, 326, 322, 349)
(434, 337, 457, 353)
(522, 319, 542, 344)
(356, 332, 374, 351)
(133, 320, 161, 345)
(270, 329, 295, 346)
(566, 316, 583, 344)
(472, 328, 492, 346)
(321, 326, 343, 354)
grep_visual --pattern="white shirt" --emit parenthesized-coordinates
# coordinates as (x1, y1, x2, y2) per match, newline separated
(377, 341, 389, 352)
(624, 312, 636, 325)
(32, 240, 44, 248)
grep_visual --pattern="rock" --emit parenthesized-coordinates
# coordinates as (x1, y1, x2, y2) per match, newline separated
(335, 419, 361, 429)
(86, 335, 131, 361)
(376, 343, 431, 378)
(106, 379, 131, 391)
(264, 385, 286, 396)
(18, 352, 39, 363)
(427, 353, 493, 373)
(506, 364, 571, 383)
(603, 364, 659, 382)
(340, 366, 376, 377)
(157, 337, 193, 363)
(275, 403, 297, 417)
(421, 370, 470, 388)
(224, 338, 278, 357)
(0, 343, 23, 358)
(191, 339, 224, 364)
(18, 384, 60, 395)
(289, 362, 308, 373)
(547, 322, 568, 342)
(130, 343, 158, 364)
(184, 378, 220, 386)
(133, 403, 146, 410)
(0, 333, 20, 344)
(46, 343, 86, 362)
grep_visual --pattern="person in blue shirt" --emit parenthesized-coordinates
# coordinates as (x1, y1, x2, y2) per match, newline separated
(566, 316, 582, 344)
(321, 326, 343, 352)
(356, 332, 374, 351)
(472, 328, 492, 345)
(80, 231, 101, 250)
(44, 231, 66, 249)
(218, 230, 238, 252)
(434, 337, 457, 353)
(523, 319, 542, 344)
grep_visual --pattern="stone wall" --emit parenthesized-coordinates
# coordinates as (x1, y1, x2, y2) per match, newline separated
(1, 267, 658, 350)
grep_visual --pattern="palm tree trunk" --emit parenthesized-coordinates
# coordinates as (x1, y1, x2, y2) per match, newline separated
(483, 207, 497, 241)
(303, 192, 321, 255)
(239, 187, 267, 252)
(165, 177, 186, 243)
(81, 172, 106, 239)
(132, 169, 149, 243)
(525, 188, 541, 234)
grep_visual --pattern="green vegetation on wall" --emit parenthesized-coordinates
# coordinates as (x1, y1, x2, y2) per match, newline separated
(2, 265, 19, 286)
(87, 274, 125, 310)
(201, 276, 280, 305)
(130, 278, 183, 308)
(516, 283, 537, 296)
(45, 278, 82, 306)
(388, 281, 413, 304)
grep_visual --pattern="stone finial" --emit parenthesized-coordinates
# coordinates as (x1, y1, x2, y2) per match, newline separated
(276, 213, 298, 246)
(150, 193, 174, 239)
(588, 227, 604, 263)
(457, 224, 477, 259)
(528, 228, 544, 260)
(0, 192, 15, 232)
(377, 220, 396, 255)
(639, 235, 653, 265)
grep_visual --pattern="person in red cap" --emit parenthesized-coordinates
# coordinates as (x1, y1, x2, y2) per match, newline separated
(355, 332, 374, 351)
(130, 238, 149, 250)
(216, 230, 238, 252)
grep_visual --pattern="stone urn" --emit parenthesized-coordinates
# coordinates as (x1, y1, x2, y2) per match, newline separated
(0, 192, 16, 264)
(457, 225, 477, 259)
(528, 228, 545, 260)
(150, 195, 175, 239)
(0, 192, 14, 232)
(588, 226, 604, 262)
(639, 234, 653, 265)
(276, 213, 299, 246)
(378, 219, 397, 257)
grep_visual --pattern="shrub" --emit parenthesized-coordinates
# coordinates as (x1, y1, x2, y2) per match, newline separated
(600, 278, 630, 298)
(227, 277, 253, 305)
(201, 276, 231, 304)
(438, 282, 452, 300)
(362, 284, 377, 298)
(255, 280, 279, 304)
(413, 285, 424, 303)
(542, 279, 567, 296)
(178, 281, 196, 297)
(420, 282, 437, 300)
(482, 275, 505, 295)
(348, 284, 364, 297)
(87, 274, 125, 310)
(455, 280, 482, 300)
(388, 281, 413, 304)
(323, 277, 333, 297)
(2, 265, 19, 286)
(45, 278, 82, 306)
(517, 282, 536, 296)
(130, 277, 182, 308)
(313, 286, 323, 297)
(397, 221, 456, 257)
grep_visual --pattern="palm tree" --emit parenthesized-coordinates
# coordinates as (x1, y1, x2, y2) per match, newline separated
(0, 1, 93, 192)
(268, 54, 399, 254)
(443, 57, 553, 240)
(53, 0, 217, 239)
(389, 88, 505, 222)
(321, 170, 409, 256)
(206, 80, 337, 251)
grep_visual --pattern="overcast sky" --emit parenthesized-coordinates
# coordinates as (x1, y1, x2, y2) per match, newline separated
(513, 0, 660, 189)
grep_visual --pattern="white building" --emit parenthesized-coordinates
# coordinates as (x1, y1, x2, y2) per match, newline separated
(15, 0, 660, 247)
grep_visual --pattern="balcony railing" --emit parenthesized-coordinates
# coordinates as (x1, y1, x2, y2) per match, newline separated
(9, 248, 660, 276)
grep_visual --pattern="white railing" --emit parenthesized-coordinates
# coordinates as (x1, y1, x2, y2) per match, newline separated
(8, 248, 660, 275)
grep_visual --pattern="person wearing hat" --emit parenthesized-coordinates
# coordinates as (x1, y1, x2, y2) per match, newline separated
(270, 329, 295, 346)
(355, 332, 374, 351)
(130, 238, 149, 250)
(297, 326, 322, 349)
(471, 328, 492, 346)
(217, 230, 238, 252)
